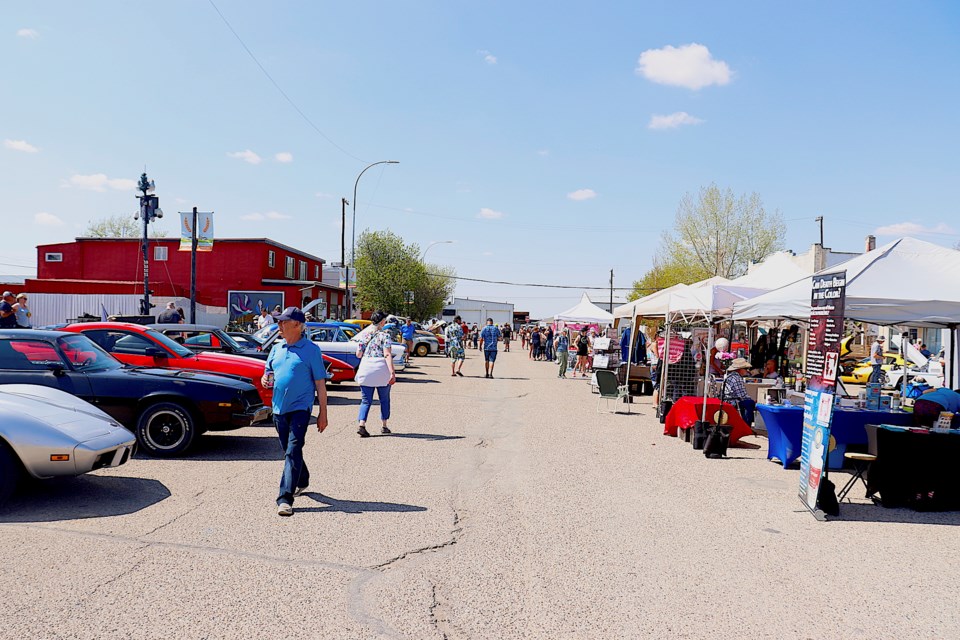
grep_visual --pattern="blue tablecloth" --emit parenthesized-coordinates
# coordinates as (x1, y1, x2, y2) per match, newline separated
(756, 404, 914, 468)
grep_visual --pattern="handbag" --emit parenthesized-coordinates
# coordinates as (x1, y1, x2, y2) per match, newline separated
(703, 424, 732, 458)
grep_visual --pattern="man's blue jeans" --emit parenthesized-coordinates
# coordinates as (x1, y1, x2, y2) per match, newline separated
(275, 410, 311, 506)
(869, 363, 884, 384)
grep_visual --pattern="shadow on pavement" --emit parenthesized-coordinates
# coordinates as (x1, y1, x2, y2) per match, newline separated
(328, 395, 361, 406)
(398, 378, 440, 384)
(374, 433, 465, 441)
(0, 476, 170, 523)
(173, 434, 284, 462)
(297, 492, 427, 514)
(830, 503, 960, 525)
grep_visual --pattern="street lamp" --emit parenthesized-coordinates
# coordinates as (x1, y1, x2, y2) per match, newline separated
(421, 240, 453, 261)
(135, 172, 162, 316)
(347, 160, 399, 318)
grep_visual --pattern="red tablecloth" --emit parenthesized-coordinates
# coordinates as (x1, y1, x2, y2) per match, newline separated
(663, 396, 754, 446)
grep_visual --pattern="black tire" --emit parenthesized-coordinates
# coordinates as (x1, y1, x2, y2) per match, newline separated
(415, 343, 430, 357)
(136, 402, 197, 457)
(0, 441, 22, 507)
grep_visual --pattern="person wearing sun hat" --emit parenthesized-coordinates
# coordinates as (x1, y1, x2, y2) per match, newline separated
(868, 335, 886, 384)
(723, 357, 756, 425)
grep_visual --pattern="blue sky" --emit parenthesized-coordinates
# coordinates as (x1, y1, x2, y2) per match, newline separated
(3, 1, 959, 316)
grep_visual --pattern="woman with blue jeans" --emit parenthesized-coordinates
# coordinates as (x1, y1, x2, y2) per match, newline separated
(354, 311, 397, 438)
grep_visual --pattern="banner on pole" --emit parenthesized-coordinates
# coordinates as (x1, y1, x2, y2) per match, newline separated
(798, 270, 847, 517)
(338, 267, 357, 290)
(179, 212, 215, 252)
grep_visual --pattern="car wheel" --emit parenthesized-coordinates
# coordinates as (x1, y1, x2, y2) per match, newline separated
(415, 344, 429, 357)
(136, 402, 196, 457)
(0, 441, 22, 506)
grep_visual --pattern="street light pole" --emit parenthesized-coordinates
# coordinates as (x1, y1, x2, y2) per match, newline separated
(135, 172, 162, 317)
(341, 197, 349, 320)
(348, 160, 399, 318)
(421, 240, 453, 262)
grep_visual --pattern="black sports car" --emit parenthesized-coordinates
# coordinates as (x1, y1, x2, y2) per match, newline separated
(0, 330, 269, 457)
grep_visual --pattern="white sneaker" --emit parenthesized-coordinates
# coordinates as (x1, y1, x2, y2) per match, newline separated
(293, 486, 308, 497)
(277, 502, 293, 517)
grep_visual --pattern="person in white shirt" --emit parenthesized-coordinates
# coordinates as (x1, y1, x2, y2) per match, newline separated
(868, 335, 886, 384)
(257, 307, 276, 330)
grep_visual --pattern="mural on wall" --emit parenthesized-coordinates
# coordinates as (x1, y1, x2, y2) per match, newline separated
(228, 291, 283, 327)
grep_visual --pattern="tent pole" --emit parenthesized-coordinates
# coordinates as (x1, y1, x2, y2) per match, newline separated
(950, 323, 957, 389)
(660, 322, 672, 414)
(624, 316, 634, 396)
(702, 321, 714, 424)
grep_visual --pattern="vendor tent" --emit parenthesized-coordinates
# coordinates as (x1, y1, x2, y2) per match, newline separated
(729, 251, 811, 290)
(555, 293, 614, 324)
(667, 282, 768, 322)
(732, 237, 960, 327)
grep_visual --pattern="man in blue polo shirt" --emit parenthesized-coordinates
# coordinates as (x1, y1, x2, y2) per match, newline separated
(479, 317, 502, 379)
(264, 307, 329, 517)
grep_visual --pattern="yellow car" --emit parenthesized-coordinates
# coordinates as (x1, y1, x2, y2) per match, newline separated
(343, 319, 372, 329)
(840, 352, 905, 384)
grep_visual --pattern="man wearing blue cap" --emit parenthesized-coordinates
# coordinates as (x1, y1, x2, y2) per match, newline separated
(264, 306, 329, 517)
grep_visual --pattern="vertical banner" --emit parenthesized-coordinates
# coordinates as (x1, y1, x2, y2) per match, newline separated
(179, 212, 215, 252)
(798, 271, 847, 517)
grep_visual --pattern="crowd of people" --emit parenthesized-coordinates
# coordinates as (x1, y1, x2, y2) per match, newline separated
(516, 325, 597, 378)
(0, 291, 32, 329)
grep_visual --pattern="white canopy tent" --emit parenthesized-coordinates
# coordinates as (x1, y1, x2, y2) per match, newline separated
(613, 283, 689, 322)
(555, 293, 614, 324)
(730, 251, 811, 290)
(733, 237, 960, 388)
(667, 283, 768, 323)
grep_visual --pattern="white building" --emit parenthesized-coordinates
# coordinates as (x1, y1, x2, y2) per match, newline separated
(443, 297, 514, 327)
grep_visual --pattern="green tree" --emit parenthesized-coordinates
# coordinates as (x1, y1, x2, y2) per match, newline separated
(84, 215, 167, 238)
(354, 230, 455, 319)
(660, 183, 785, 279)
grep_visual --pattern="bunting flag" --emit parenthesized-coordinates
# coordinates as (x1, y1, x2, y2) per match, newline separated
(179, 212, 215, 252)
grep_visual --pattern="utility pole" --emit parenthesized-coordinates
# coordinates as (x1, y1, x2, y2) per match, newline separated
(190, 206, 198, 322)
(135, 173, 162, 317)
(609, 269, 614, 314)
(815, 216, 824, 246)
(341, 197, 348, 320)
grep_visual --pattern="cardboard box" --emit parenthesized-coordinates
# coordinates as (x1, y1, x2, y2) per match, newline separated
(879, 395, 892, 410)
(866, 383, 881, 411)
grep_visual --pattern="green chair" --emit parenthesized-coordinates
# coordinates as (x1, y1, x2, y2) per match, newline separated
(596, 369, 631, 414)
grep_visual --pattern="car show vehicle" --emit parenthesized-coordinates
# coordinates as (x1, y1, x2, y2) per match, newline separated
(840, 352, 905, 384)
(227, 332, 263, 350)
(62, 322, 274, 407)
(0, 330, 268, 457)
(0, 384, 137, 505)
(411, 330, 440, 357)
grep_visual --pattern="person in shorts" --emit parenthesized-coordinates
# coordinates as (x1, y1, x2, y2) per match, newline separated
(479, 318, 502, 378)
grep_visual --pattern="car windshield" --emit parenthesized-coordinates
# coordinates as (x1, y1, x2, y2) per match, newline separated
(254, 324, 278, 342)
(182, 330, 246, 352)
(142, 328, 195, 358)
(56, 334, 122, 371)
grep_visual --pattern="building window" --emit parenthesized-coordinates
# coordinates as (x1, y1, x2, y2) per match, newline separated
(45, 252, 63, 262)
(154, 246, 168, 261)
(299, 260, 307, 281)
(314, 265, 320, 279)
(285, 256, 295, 278)
(268, 250, 275, 268)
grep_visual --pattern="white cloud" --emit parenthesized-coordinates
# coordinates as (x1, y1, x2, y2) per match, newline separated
(567, 189, 597, 201)
(636, 43, 732, 90)
(63, 173, 136, 192)
(34, 212, 64, 227)
(648, 111, 705, 130)
(874, 221, 955, 236)
(478, 49, 497, 64)
(477, 207, 504, 220)
(17, 28, 38, 38)
(242, 211, 292, 221)
(4, 139, 39, 153)
(227, 149, 262, 165)
(537, 149, 550, 157)
(275, 151, 293, 163)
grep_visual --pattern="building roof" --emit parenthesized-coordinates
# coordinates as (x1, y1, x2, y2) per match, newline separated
(39, 237, 327, 264)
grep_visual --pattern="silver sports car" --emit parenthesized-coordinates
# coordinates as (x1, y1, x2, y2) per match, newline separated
(0, 384, 136, 505)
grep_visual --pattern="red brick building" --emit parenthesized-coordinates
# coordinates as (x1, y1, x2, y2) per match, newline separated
(26, 237, 345, 324)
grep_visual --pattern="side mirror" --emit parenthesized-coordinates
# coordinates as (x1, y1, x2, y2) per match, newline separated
(48, 363, 66, 376)
(144, 347, 168, 358)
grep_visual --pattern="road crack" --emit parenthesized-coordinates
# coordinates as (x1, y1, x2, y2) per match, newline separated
(370, 510, 463, 571)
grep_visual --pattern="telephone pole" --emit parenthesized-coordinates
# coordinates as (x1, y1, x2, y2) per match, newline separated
(815, 216, 824, 246)
(609, 269, 614, 314)
(341, 197, 349, 320)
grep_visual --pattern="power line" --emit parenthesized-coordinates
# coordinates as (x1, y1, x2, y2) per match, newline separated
(426, 272, 653, 291)
(207, 0, 367, 164)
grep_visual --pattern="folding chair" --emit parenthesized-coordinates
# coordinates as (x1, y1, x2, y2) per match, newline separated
(596, 369, 630, 414)
(838, 424, 879, 501)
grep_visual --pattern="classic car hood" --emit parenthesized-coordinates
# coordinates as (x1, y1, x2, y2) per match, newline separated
(189, 351, 265, 372)
(127, 366, 254, 389)
(0, 386, 121, 440)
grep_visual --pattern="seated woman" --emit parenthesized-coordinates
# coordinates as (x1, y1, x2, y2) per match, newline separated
(723, 358, 756, 425)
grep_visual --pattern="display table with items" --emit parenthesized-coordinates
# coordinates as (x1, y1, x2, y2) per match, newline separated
(616, 363, 653, 396)
(663, 396, 754, 446)
(590, 332, 620, 372)
(866, 425, 960, 511)
(756, 404, 914, 468)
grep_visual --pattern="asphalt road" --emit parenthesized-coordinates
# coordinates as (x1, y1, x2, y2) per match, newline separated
(1, 349, 959, 639)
